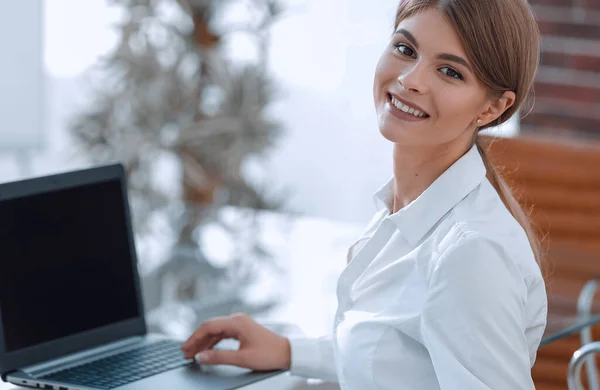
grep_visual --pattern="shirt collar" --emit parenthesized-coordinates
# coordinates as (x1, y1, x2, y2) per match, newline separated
(373, 144, 487, 246)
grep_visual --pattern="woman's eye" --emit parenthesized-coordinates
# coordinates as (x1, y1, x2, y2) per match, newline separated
(440, 67, 463, 80)
(395, 44, 416, 58)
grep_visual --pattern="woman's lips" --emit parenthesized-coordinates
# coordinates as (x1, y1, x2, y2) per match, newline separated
(386, 94, 430, 122)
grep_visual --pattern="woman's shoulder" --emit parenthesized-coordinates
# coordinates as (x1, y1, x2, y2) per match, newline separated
(428, 186, 542, 285)
(457, 180, 534, 254)
(422, 222, 543, 304)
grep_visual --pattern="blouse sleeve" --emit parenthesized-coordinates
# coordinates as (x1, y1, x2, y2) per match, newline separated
(289, 336, 338, 383)
(420, 233, 537, 390)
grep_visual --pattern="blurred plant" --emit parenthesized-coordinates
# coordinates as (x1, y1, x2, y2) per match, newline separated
(69, 0, 286, 234)
(68, 0, 289, 325)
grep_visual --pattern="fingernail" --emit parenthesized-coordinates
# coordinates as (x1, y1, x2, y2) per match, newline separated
(195, 352, 209, 363)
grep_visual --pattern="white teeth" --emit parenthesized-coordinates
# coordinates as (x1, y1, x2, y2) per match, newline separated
(390, 96, 427, 118)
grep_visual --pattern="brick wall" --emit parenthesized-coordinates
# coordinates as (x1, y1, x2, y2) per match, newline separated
(521, 0, 600, 139)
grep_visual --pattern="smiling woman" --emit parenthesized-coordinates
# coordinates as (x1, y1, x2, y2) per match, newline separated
(374, 1, 542, 264)
(180, 1, 547, 389)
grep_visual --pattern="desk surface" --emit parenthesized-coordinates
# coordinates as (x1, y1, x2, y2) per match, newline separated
(0, 373, 339, 390)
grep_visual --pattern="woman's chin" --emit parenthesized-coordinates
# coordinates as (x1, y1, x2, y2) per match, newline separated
(379, 125, 434, 147)
(379, 124, 409, 143)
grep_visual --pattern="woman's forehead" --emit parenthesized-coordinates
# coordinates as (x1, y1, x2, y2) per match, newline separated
(395, 9, 466, 55)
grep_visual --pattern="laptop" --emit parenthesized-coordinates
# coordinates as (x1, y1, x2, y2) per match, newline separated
(0, 163, 284, 390)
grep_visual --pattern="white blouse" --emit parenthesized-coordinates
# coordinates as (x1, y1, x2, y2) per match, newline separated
(289, 145, 547, 389)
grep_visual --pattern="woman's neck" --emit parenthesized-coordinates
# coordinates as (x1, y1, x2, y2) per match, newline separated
(391, 142, 470, 214)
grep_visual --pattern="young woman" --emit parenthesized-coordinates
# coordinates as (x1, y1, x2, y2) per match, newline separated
(181, 0, 548, 388)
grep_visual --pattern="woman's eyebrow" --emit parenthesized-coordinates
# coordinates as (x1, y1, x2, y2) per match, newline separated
(395, 28, 419, 49)
(395, 28, 473, 73)
(437, 53, 473, 73)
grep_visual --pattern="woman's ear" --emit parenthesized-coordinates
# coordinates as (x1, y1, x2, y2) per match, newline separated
(475, 91, 516, 127)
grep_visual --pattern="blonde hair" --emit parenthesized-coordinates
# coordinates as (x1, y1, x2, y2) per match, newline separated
(395, 0, 543, 267)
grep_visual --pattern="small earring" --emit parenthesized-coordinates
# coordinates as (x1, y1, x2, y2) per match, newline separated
(477, 119, 483, 125)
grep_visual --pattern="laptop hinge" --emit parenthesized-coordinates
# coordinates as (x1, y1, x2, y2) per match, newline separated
(1, 370, 17, 382)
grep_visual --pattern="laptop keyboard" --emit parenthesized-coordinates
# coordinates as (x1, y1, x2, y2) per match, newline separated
(41, 339, 192, 389)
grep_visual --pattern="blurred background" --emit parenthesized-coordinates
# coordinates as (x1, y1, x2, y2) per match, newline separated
(0, 0, 598, 389)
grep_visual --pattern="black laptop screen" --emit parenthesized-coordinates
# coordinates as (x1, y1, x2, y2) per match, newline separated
(0, 179, 140, 353)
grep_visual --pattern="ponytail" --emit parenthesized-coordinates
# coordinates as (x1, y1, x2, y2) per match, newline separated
(475, 136, 544, 271)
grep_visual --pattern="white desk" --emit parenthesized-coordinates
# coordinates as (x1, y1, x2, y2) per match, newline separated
(0, 374, 339, 390)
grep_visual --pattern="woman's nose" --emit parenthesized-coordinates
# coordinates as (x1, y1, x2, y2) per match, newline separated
(397, 63, 427, 94)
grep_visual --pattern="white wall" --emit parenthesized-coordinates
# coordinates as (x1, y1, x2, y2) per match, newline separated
(1, 0, 519, 226)
(0, 0, 44, 176)
(263, 1, 399, 223)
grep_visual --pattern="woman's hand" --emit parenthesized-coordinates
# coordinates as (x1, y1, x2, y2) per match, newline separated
(180, 313, 291, 371)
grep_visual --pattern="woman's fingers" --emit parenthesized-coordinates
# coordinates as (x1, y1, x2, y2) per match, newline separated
(182, 333, 224, 359)
(181, 313, 291, 371)
(195, 349, 246, 367)
(181, 317, 240, 356)
(204, 334, 225, 351)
